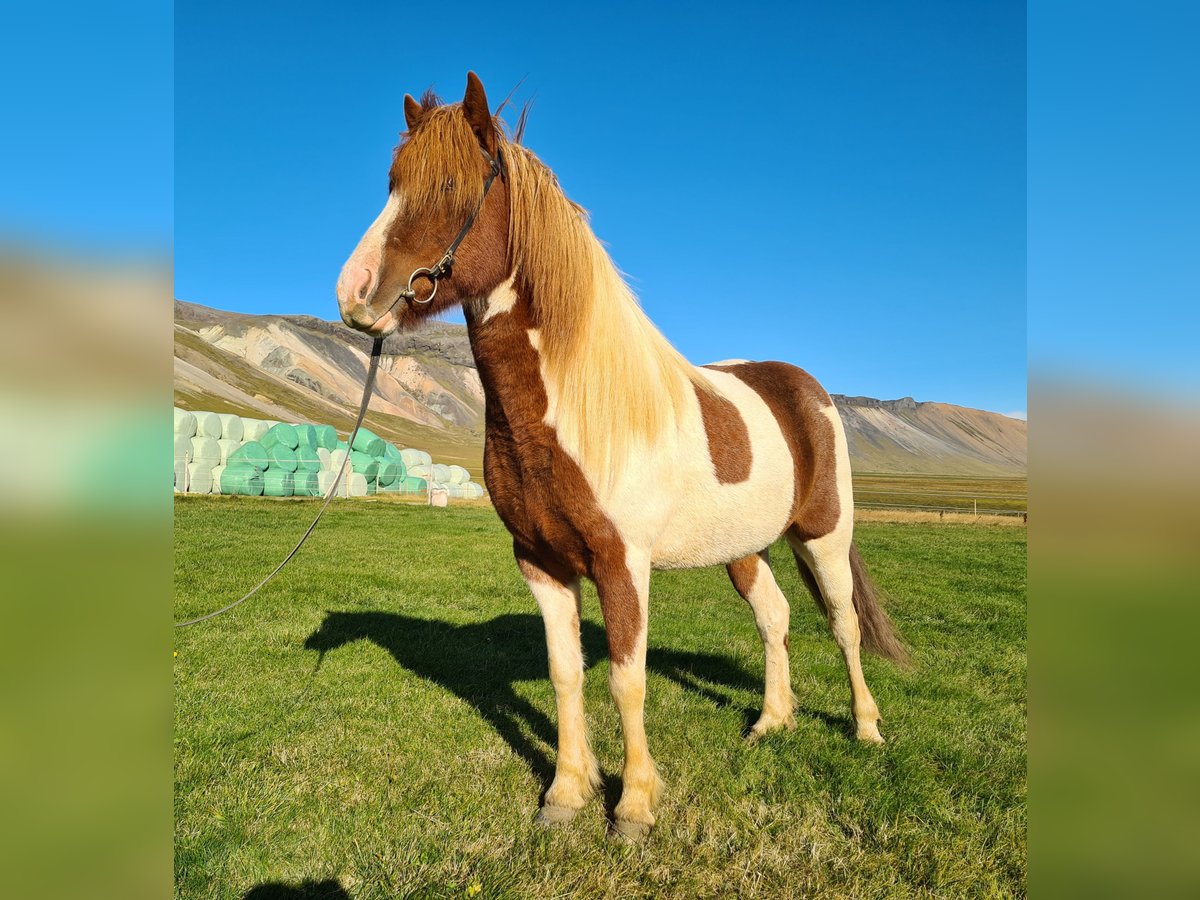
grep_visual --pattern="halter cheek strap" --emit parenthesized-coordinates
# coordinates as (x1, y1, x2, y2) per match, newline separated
(374, 146, 505, 320)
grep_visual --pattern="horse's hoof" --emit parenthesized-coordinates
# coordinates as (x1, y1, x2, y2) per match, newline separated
(856, 723, 886, 745)
(536, 804, 579, 827)
(611, 818, 652, 841)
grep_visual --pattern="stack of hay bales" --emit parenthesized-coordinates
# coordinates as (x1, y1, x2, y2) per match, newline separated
(173, 407, 484, 501)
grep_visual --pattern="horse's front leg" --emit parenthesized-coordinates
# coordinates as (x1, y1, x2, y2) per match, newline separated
(595, 549, 662, 840)
(515, 545, 600, 825)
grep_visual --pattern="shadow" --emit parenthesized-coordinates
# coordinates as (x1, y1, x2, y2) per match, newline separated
(303, 611, 776, 790)
(244, 879, 351, 899)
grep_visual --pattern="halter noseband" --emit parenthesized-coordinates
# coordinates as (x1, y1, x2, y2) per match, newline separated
(372, 145, 505, 325)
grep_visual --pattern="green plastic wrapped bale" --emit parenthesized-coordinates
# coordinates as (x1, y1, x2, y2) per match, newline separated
(295, 445, 321, 472)
(267, 444, 298, 472)
(377, 460, 402, 487)
(352, 427, 385, 457)
(293, 469, 320, 497)
(263, 468, 294, 497)
(261, 422, 299, 450)
(174, 407, 197, 437)
(336, 440, 349, 452)
(350, 450, 379, 479)
(229, 440, 269, 470)
(400, 475, 428, 493)
(293, 423, 318, 450)
(315, 424, 338, 450)
(219, 463, 264, 495)
(383, 443, 402, 462)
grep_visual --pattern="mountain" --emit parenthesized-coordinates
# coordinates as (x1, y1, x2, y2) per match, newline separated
(174, 301, 1025, 477)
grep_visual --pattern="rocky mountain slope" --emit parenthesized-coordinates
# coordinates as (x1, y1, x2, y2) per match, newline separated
(174, 301, 1025, 477)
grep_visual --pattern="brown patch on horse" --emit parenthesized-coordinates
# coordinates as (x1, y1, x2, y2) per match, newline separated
(726, 553, 760, 598)
(707, 362, 841, 541)
(471, 287, 641, 665)
(694, 382, 752, 484)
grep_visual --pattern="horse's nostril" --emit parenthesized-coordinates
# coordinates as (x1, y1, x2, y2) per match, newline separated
(355, 267, 374, 301)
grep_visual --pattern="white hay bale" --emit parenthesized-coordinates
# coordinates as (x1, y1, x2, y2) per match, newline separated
(217, 439, 242, 464)
(330, 448, 349, 476)
(241, 418, 269, 442)
(347, 472, 368, 497)
(407, 463, 431, 480)
(447, 465, 470, 484)
(189, 436, 220, 466)
(174, 458, 188, 491)
(186, 463, 213, 494)
(431, 463, 450, 483)
(209, 464, 225, 494)
(318, 470, 348, 498)
(194, 411, 223, 438)
(174, 434, 192, 462)
(317, 448, 332, 471)
(174, 407, 197, 437)
(217, 414, 243, 442)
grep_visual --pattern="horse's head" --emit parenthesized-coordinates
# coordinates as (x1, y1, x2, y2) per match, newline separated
(336, 72, 510, 336)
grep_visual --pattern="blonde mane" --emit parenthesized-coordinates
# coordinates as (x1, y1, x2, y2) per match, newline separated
(399, 99, 708, 483)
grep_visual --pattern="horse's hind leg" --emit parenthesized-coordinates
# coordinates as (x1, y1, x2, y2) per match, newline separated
(788, 528, 884, 744)
(727, 549, 796, 740)
(515, 546, 600, 825)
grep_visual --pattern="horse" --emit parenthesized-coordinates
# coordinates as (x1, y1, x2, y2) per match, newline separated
(335, 72, 909, 840)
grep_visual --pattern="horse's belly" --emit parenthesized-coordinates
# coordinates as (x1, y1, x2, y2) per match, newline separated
(646, 370, 796, 569)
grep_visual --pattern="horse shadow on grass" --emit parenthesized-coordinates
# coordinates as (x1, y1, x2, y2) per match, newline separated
(303, 610, 798, 796)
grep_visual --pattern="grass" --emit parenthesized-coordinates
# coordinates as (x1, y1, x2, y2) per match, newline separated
(852, 473, 1027, 516)
(174, 496, 1026, 899)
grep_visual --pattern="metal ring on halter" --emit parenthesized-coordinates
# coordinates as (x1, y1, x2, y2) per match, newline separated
(406, 267, 438, 304)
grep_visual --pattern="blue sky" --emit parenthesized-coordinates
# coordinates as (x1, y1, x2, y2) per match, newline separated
(174, 1, 1025, 416)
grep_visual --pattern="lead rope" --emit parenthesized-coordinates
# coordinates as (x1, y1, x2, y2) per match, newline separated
(174, 337, 384, 628)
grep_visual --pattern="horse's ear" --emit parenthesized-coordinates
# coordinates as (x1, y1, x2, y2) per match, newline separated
(403, 94, 423, 131)
(462, 71, 497, 155)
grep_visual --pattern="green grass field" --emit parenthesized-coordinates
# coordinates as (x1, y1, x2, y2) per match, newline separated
(174, 497, 1026, 899)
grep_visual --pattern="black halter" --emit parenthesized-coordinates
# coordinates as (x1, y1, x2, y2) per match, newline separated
(374, 145, 505, 322)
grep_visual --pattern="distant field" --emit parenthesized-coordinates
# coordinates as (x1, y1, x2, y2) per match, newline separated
(852, 473, 1028, 516)
(175, 497, 1025, 898)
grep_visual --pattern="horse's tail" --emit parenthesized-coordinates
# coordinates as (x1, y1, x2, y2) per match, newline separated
(794, 542, 911, 667)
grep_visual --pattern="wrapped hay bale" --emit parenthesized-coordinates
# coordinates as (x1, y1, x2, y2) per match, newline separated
(174, 434, 192, 462)
(315, 424, 338, 450)
(186, 463, 213, 494)
(189, 436, 220, 467)
(260, 422, 299, 450)
(293, 469, 320, 497)
(329, 449, 349, 476)
(447, 465, 470, 484)
(241, 418, 269, 442)
(293, 423, 318, 450)
(431, 463, 450, 483)
(399, 448, 423, 467)
(209, 464, 225, 493)
(399, 475, 428, 493)
(266, 444, 298, 472)
(463, 482, 485, 499)
(195, 411, 223, 438)
(263, 468, 294, 497)
(229, 440, 269, 470)
(318, 470, 348, 498)
(174, 407, 197, 438)
(217, 463, 264, 496)
(217, 414, 243, 442)
(350, 450, 379, 480)
(347, 472, 368, 497)
(295, 445, 321, 473)
(352, 427, 385, 457)
(316, 447, 332, 470)
(217, 438, 242, 464)
(382, 443, 402, 462)
(174, 458, 188, 492)
(377, 459, 402, 487)
(407, 463, 432, 480)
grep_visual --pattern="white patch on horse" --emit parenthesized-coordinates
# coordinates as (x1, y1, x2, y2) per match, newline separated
(481, 275, 518, 322)
(707, 358, 750, 366)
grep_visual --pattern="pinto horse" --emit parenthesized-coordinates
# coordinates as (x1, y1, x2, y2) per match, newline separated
(336, 73, 909, 839)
